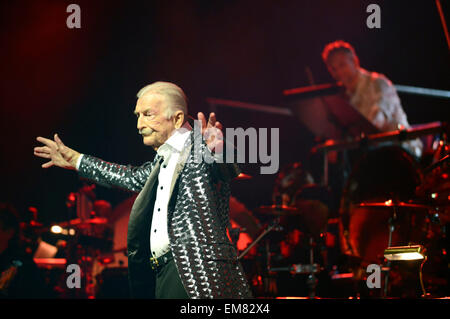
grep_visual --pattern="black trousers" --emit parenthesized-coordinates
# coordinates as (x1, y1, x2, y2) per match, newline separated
(154, 252, 189, 299)
(128, 251, 189, 299)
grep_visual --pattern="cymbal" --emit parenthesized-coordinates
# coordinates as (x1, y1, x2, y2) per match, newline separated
(255, 201, 329, 235)
(314, 121, 446, 153)
(355, 200, 430, 210)
(255, 205, 301, 216)
(59, 217, 108, 228)
(33, 258, 67, 269)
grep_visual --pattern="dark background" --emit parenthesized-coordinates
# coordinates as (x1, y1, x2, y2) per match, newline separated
(0, 0, 449, 224)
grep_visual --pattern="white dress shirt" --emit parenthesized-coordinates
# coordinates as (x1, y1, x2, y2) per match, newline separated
(150, 121, 191, 258)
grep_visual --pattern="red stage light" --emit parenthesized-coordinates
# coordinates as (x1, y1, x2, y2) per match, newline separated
(68, 193, 76, 202)
(99, 257, 113, 265)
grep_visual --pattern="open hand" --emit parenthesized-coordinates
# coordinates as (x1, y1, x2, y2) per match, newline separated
(197, 112, 224, 154)
(34, 134, 81, 170)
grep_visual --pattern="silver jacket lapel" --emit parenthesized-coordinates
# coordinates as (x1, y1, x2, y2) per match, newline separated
(131, 159, 161, 214)
(168, 143, 192, 199)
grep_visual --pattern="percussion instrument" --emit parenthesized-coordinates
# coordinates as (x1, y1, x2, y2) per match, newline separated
(339, 145, 426, 265)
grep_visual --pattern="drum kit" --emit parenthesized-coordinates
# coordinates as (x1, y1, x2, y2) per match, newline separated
(232, 119, 450, 298)
(28, 184, 115, 298)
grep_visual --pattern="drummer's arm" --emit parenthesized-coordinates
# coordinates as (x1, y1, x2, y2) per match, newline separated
(369, 77, 409, 132)
(76, 154, 152, 193)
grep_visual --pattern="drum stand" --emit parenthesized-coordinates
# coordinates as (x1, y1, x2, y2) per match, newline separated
(237, 218, 282, 296)
(237, 219, 281, 261)
(383, 205, 397, 297)
(264, 234, 321, 298)
(305, 237, 319, 298)
(239, 217, 323, 297)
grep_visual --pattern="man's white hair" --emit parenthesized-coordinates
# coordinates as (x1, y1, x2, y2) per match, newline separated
(137, 81, 188, 119)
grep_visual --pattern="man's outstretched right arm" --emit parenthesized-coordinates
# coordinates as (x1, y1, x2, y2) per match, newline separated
(77, 154, 151, 192)
(34, 133, 151, 193)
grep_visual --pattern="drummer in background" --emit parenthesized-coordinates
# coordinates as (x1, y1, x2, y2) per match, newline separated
(321, 40, 423, 158)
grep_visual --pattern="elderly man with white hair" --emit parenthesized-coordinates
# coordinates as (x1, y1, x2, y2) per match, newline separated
(34, 81, 252, 299)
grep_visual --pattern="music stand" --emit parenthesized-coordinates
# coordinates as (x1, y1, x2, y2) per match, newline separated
(283, 83, 379, 185)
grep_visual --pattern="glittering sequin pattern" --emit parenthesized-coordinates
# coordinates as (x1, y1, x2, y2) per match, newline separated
(78, 155, 153, 193)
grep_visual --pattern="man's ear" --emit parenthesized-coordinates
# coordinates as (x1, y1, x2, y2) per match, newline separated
(173, 110, 185, 129)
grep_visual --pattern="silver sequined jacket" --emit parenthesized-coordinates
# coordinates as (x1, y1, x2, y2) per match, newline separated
(78, 130, 252, 298)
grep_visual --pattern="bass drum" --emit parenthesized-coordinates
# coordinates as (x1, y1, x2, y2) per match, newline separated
(339, 145, 426, 266)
